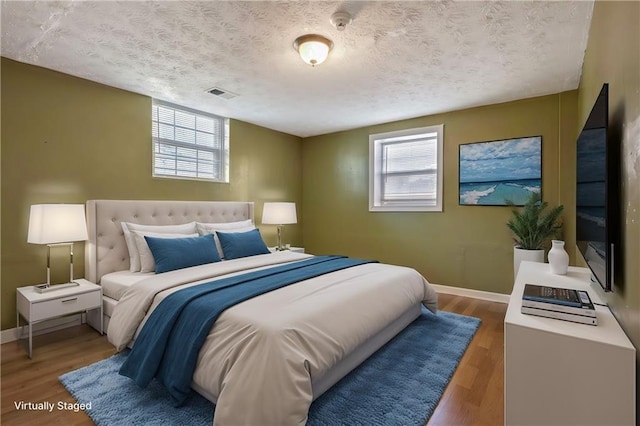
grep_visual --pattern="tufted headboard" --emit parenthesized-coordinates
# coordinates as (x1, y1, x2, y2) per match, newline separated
(84, 200, 254, 284)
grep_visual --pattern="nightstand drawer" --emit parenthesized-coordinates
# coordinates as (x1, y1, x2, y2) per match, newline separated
(28, 290, 101, 322)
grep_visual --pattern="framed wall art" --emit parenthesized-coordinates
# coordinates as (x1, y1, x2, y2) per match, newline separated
(459, 136, 542, 206)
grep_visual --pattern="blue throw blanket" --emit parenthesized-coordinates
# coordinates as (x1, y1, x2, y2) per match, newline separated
(119, 255, 376, 405)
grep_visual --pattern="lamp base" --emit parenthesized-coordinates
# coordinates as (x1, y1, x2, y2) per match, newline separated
(34, 282, 80, 293)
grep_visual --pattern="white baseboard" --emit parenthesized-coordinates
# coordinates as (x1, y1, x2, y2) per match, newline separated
(431, 283, 510, 304)
(1, 314, 82, 344)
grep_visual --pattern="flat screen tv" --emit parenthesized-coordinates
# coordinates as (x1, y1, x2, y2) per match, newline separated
(576, 83, 619, 292)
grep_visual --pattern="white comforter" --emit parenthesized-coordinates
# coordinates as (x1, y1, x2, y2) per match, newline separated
(108, 251, 438, 425)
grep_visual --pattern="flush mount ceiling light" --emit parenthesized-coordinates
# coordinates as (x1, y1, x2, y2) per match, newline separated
(293, 34, 333, 67)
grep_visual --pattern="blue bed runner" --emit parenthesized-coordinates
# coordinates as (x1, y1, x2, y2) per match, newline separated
(119, 255, 376, 405)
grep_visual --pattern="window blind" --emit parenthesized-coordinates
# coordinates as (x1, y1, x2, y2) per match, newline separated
(369, 125, 443, 212)
(381, 134, 438, 203)
(152, 100, 228, 182)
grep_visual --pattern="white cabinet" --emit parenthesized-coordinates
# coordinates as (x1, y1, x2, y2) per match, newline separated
(16, 279, 102, 358)
(269, 247, 305, 253)
(505, 261, 635, 426)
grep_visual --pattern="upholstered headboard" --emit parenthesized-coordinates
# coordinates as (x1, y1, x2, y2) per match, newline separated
(84, 200, 254, 284)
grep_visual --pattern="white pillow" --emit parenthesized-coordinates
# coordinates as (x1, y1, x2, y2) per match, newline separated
(196, 219, 253, 234)
(132, 231, 199, 273)
(121, 222, 197, 272)
(196, 220, 255, 258)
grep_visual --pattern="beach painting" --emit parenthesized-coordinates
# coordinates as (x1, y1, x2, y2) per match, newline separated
(459, 136, 542, 206)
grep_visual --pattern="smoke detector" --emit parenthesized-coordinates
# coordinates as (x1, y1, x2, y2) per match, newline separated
(330, 11, 352, 31)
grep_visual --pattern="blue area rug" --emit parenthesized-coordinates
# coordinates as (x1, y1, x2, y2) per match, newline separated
(60, 309, 480, 426)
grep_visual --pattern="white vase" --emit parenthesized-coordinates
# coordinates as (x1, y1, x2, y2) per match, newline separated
(514, 246, 545, 279)
(548, 240, 570, 275)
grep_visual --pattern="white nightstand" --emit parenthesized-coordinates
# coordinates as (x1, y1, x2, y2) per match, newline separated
(269, 247, 305, 253)
(16, 278, 102, 358)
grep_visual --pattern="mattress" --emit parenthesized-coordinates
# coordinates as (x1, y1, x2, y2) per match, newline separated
(101, 270, 152, 301)
(103, 295, 118, 318)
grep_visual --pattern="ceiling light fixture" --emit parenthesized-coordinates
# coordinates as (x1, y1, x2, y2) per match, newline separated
(293, 34, 333, 67)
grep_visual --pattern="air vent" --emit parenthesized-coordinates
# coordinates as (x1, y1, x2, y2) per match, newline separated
(206, 87, 238, 100)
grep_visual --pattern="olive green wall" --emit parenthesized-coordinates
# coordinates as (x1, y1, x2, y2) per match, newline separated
(0, 58, 302, 330)
(302, 93, 577, 295)
(578, 0, 640, 363)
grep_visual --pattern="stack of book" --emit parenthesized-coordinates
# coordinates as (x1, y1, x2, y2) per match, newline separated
(521, 284, 597, 325)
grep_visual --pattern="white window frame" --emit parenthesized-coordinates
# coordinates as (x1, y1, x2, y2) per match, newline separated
(152, 99, 229, 183)
(369, 124, 444, 212)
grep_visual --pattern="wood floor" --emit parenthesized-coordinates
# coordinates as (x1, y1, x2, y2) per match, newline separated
(0, 294, 506, 426)
(427, 294, 506, 426)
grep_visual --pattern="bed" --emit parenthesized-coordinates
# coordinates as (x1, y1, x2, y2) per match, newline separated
(84, 199, 438, 425)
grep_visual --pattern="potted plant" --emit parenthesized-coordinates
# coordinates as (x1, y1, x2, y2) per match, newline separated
(507, 192, 564, 277)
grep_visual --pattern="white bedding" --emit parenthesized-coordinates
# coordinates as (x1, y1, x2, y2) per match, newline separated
(101, 270, 152, 301)
(108, 251, 438, 425)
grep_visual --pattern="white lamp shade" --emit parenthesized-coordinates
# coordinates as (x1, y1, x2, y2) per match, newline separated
(27, 204, 88, 244)
(262, 202, 297, 225)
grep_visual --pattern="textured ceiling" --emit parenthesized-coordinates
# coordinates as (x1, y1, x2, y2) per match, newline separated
(1, 1, 593, 137)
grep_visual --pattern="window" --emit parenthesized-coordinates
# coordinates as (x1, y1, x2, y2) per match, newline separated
(369, 125, 444, 212)
(152, 100, 229, 182)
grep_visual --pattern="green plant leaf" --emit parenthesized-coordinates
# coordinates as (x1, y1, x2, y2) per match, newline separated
(506, 192, 563, 250)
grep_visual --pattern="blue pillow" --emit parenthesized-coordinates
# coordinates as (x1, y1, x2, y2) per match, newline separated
(216, 229, 270, 260)
(145, 234, 221, 273)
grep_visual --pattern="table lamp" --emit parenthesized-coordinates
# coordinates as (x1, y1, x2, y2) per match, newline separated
(27, 204, 88, 292)
(262, 202, 297, 251)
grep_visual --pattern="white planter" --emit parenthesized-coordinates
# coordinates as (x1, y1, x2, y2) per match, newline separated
(513, 246, 544, 279)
